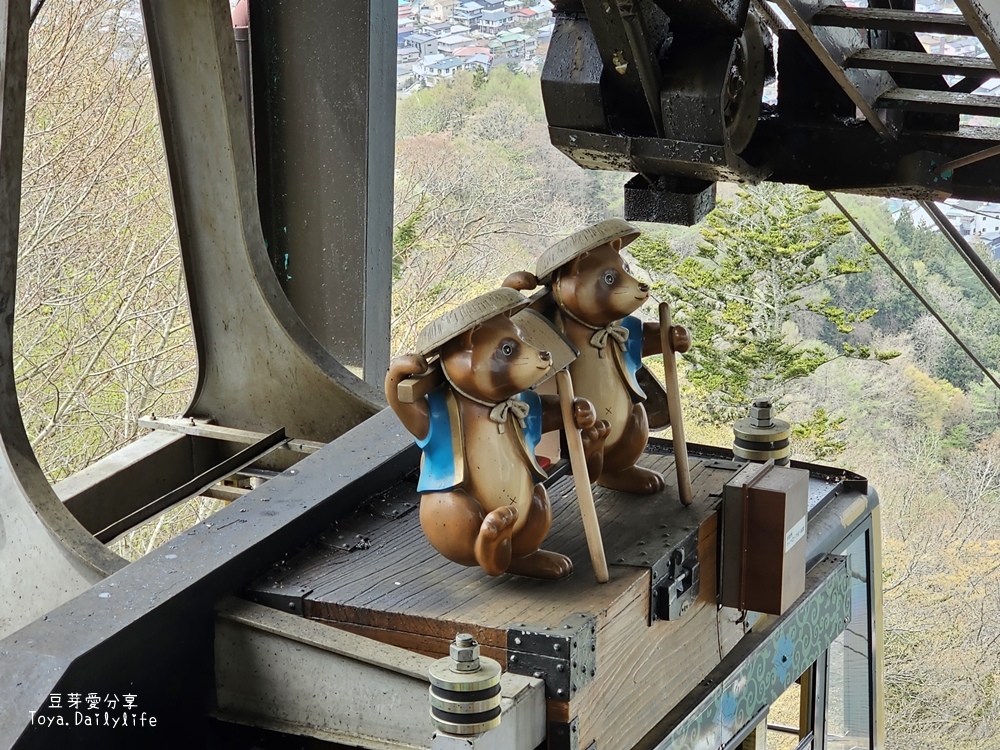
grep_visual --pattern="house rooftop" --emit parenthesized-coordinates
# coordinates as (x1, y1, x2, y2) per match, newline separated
(453, 45, 492, 56)
(427, 55, 464, 70)
(439, 33, 475, 44)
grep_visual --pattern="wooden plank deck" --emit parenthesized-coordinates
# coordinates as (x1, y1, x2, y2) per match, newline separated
(246, 445, 750, 749)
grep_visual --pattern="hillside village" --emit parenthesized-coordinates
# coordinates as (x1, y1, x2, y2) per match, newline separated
(395, 0, 552, 91)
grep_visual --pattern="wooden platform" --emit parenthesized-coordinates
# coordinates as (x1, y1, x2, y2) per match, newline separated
(246, 444, 751, 750)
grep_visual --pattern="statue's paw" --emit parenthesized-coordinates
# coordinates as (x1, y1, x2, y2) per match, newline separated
(599, 465, 665, 495)
(475, 506, 518, 576)
(389, 353, 429, 378)
(580, 419, 611, 448)
(506, 550, 573, 580)
(501, 270, 538, 291)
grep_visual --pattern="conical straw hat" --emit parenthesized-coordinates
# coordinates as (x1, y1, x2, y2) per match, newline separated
(416, 288, 530, 355)
(535, 219, 641, 283)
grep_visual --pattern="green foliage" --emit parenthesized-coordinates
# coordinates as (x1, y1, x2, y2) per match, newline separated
(643, 184, 897, 427)
(391, 69, 623, 351)
(791, 408, 847, 459)
(392, 195, 426, 280)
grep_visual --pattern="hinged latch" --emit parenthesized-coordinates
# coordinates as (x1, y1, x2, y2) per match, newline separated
(652, 536, 700, 621)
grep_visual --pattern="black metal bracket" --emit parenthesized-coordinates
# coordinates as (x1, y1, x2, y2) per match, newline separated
(506, 613, 597, 701)
(651, 532, 700, 621)
(548, 716, 599, 750)
(617, 519, 704, 624)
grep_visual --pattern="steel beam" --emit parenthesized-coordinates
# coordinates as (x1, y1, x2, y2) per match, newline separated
(215, 599, 547, 750)
(0, 408, 417, 748)
(249, 0, 395, 387)
(0, 0, 124, 640)
(140, 0, 385, 442)
(953, 0, 1000, 71)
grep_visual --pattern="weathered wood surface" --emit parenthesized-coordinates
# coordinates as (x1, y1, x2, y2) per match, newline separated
(811, 6, 974, 34)
(248, 448, 747, 749)
(878, 87, 1000, 117)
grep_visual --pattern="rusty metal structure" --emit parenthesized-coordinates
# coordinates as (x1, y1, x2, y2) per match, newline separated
(0, 0, 996, 746)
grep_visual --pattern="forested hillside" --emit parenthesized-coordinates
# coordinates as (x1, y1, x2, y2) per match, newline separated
(396, 71, 1000, 749)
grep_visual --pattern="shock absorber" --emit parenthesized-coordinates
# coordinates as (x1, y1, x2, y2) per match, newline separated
(428, 633, 503, 736)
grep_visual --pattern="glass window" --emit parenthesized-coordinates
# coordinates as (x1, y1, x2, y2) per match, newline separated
(826, 528, 874, 749)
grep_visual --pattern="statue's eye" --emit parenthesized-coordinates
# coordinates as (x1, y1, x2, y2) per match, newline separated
(501, 343, 514, 356)
(604, 272, 616, 285)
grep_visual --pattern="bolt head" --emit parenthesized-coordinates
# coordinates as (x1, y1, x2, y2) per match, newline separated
(451, 636, 480, 665)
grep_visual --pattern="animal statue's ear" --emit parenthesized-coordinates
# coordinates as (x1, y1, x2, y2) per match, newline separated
(460, 324, 480, 351)
(611, 238, 623, 252)
(565, 251, 588, 278)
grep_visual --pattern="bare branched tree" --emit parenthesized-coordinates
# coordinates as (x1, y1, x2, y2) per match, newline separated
(17, 0, 195, 482)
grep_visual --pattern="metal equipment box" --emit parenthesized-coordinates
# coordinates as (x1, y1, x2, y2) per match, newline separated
(721, 461, 808, 615)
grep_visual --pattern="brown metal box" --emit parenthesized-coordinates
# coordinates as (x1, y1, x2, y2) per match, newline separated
(722, 461, 808, 615)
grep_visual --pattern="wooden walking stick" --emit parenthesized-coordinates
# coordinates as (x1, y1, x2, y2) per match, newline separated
(556, 368, 610, 583)
(512, 307, 609, 583)
(659, 302, 693, 506)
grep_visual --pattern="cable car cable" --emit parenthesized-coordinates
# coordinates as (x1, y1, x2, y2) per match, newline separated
(919, 200, 1000, 307)
(29, 0, 47, 27)
(826, 192, 1000, 393)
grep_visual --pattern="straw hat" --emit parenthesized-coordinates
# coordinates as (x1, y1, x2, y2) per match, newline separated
(535, 219, 641, 283)
(416, 288, 530, 355)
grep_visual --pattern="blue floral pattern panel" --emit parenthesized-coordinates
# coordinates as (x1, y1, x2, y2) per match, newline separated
(656, 555, 852, 749)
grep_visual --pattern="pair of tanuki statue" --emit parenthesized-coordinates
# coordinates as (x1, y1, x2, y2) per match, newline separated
(386, 219, 689, 581)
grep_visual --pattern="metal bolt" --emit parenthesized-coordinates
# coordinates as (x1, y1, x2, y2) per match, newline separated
(556, 688, 565, 697)
(557, 664, 565, 673)
(553, 643, 561, 653)
(451, 633, 480, 671)
(514, 637, 522, 645)
(749, 398, 773, 428)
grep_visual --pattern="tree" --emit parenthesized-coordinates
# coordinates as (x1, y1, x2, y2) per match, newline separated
(390, 71, 621, 353)
(630, 184, 898, 443)
(17, 0, 195, 481)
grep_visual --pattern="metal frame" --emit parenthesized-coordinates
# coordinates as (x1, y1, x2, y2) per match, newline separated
(248, 0, 395, 386)
(215, 599, 546, 750)
(0, 408, 417, 748)
(0, 0, 125, 640)
(0, 0, 400, 637)
(140, 0, 386, 441)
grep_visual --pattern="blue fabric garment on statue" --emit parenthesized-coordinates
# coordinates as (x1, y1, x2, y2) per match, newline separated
(416, 387, 544, 493)
(621, 315, 646, 403)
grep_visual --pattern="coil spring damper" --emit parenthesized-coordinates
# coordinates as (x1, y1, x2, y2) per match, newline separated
(732, 399, 791, 465)
(429, 633, 503, 736)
